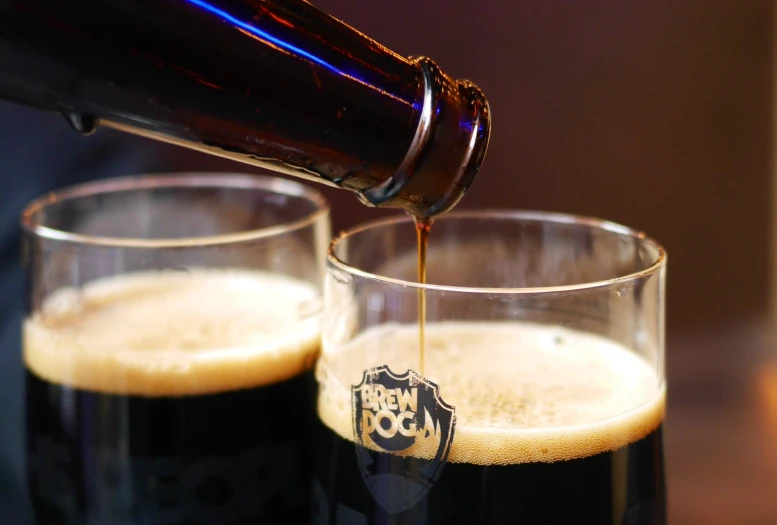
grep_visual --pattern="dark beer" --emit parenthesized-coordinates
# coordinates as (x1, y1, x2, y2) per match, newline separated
(24, 269, 321, 525)
(313, 322, 666, 525)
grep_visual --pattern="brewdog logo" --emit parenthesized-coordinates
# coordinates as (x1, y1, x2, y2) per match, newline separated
(352, 365, 455, 514)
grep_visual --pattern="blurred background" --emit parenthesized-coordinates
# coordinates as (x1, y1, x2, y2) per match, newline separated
(1, 0, 775, 523)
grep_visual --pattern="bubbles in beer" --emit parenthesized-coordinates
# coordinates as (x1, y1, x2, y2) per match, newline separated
(316, 322, 665, 465)
(24, 269, 321, 396)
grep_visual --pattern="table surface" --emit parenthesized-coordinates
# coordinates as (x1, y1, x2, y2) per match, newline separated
(666, 319, 777, 524)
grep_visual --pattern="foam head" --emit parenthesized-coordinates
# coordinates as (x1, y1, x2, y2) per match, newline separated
(316, 322, 665, 465)
(24, 269, 321, 396)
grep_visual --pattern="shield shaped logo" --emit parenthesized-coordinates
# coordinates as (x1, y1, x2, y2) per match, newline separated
(351, 365, 456, 514)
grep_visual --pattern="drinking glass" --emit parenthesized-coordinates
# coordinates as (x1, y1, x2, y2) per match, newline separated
(312, 210, 666, 525)
(22, 173, 330, 525)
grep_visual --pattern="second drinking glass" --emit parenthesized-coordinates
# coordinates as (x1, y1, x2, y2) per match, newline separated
(313, 211, 667, 525)
(23, 173, 330, 525)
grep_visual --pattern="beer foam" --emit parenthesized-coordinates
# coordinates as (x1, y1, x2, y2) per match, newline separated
(316, 322, 665, 465)
(24, 269, 321, 396)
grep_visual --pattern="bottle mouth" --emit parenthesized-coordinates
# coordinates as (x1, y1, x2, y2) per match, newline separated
(425, 78, 491, 218)
(358, 57, 492, 220)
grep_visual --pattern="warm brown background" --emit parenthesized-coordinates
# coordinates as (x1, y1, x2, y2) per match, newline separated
(167, 1, 777, 522)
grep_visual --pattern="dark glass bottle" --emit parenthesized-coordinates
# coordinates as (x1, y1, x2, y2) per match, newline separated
(0, 0, 491, 219)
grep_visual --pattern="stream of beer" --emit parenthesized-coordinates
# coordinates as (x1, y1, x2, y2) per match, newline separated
(415, 218, 432, 376)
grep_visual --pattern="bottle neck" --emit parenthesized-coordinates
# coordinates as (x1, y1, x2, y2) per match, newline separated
(0, 0, 490, 219)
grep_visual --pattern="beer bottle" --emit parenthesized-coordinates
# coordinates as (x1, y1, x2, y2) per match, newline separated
(0, 0, 491, 218)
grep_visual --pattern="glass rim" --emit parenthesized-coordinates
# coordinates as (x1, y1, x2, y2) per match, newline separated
(20, 172, 330, 248)
(328, 209, 667, 295)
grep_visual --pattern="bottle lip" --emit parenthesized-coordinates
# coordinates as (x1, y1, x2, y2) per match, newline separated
(426, 77, 491, 218)
(358, 57, 492, 219)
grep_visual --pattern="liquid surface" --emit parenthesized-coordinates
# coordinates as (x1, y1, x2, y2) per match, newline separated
(316, 322, 665, 465)
(24, 269, 321, 396)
